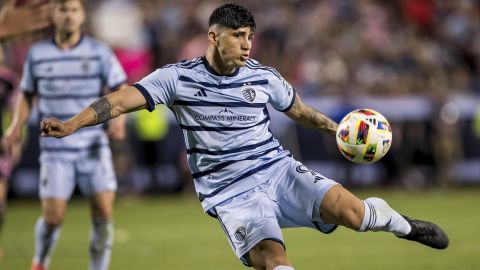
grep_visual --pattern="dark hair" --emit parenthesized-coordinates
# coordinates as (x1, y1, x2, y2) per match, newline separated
(208, 3, 256, 31)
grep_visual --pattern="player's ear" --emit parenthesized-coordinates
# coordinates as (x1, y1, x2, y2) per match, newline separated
(208, 25, 220, 46)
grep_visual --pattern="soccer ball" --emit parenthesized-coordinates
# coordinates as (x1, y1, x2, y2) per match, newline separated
(336, 109, 392, 164)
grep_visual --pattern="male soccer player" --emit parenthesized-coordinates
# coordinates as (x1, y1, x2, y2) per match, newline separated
(2, 1, 127, 269)
(38, 3, 449, 270)
(0, 44, 22, 260)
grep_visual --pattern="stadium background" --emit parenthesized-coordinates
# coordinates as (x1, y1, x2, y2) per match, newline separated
(1, 0, 479, 269)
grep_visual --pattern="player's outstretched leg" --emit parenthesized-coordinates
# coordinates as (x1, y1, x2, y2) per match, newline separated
(359, 197, 449, 249)
(320, 186, 449, 249)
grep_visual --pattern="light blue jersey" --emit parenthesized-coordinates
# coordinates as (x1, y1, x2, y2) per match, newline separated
(134, 57, 296, 210)
(20, 36, 127, 162)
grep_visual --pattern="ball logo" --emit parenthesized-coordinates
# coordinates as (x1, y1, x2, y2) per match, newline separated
(242, 87, 256, 103)
(234, 226, 247, 241)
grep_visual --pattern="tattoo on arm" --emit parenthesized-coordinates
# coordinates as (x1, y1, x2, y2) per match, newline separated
(303, 105, 338, 135)
(289, 95, 338, 135)
(89, 97, 112, 124)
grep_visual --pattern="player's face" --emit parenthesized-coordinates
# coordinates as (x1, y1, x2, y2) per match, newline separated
(53, 0, 85, 34)
(216, 26, 254, 68)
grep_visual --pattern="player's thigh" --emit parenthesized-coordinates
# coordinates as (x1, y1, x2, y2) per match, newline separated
(214, 184, 284, 267)
(41, 198, 68, 225)
(319, 185, 365, 230)
(272, 158, 339, 231)
(89, 191, 115, 219)
(76, 147, 117, 196)
(39, 159, 76, 200)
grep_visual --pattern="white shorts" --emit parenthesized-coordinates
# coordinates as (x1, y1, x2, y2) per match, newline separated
(210, 156, 339, 266)
(39, 147, 117, 199)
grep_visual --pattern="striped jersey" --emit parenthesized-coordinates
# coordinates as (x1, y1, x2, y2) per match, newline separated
(20, 36, 127, 161)
(134, 57, 296, 211)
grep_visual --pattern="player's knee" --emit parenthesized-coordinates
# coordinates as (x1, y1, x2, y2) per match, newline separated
(250, 254, 289, 270)
(248, 241, 288, 270)
(43, 213, 64, 227)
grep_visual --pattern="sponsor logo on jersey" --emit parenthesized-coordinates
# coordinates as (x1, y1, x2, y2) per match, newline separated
(194, 108, 258, 127)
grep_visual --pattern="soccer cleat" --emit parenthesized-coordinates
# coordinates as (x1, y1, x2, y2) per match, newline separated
(397, 215, 449, 249)
(31, 261, 47, 270)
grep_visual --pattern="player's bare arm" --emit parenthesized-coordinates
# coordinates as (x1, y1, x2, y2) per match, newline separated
(2, 92, 35, 156)
(40, 86, 148, 138)
(284, 93, 338, 135)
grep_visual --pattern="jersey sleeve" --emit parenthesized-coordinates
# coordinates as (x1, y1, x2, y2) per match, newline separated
(267, 69, 296, 112)
(103, 47, 127, 90)
(19, 48, 35, 94)
(133, 66, 178, 112)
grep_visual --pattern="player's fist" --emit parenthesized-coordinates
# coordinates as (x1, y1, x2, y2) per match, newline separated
(40, 118, 75, 138)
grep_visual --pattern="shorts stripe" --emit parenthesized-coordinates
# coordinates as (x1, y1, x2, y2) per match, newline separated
(217, 215, 236, 251)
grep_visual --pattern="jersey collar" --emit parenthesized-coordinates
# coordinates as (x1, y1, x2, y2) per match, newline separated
(202, 56, 240, 77)
(52, 34, 84, 50)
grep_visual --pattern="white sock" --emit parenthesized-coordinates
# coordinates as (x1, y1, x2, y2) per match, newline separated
(358, 197, 411, 236)
(33, 217, 61, 268)
(90, 218, 114, 270)
(273, 266, 294, 270)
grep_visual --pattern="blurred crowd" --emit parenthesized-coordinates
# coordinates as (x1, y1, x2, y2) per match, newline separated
(1, 0, 480, 193)
(100, 0, 480, 97)
(4, 0, 480, 97)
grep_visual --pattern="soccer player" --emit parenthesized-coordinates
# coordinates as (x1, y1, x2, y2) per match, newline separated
(1, 1, 127, 270)
(39, 3, 449, 270)
(0, 44, 22, 260)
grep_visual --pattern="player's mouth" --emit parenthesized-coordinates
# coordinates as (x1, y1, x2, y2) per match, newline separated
(240, 54, 249, 61)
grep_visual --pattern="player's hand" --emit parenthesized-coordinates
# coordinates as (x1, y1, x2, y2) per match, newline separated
(1, 128, 21, 157)
(0, 0, 54, 40)
(40, 118, 75, 138)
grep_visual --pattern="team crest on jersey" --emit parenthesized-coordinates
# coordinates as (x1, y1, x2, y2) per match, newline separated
(242, 87, 256, 102)
(234, 226, 247, 241)
(82, 59, 90, 73)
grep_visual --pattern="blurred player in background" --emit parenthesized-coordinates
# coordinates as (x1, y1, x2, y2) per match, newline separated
(0, 0, 53, 41)
(0, 44, 22, 260)
(2, 0, 127, 269)
(39, 3, 449, 270)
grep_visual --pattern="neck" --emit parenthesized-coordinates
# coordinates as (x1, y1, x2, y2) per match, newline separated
(54, 30, 81, 49)
(205, 47, 237, 76)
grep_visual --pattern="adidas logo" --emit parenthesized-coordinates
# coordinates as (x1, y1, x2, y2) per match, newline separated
(194, 89, 208, 97)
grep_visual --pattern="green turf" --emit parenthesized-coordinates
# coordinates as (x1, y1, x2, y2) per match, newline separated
(1, 189, 479, 270)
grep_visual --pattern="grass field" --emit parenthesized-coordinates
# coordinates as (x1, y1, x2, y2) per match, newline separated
(1, 189, 479, 270)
